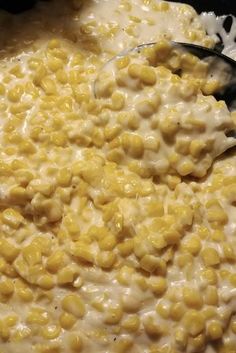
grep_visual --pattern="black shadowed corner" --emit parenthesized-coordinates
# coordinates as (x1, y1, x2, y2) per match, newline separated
(0, 0, 38, 13)
(169, 0, 236, 16)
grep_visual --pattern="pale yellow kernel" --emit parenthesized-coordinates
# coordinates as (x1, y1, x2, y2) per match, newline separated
(201, 248, 220, 267)
(148, 277, 167, 296)
(68, 333, 83, 352)
(1, 208, 24, 229)
(0, 279, 14, 296)
(96, 251, 116, 269)
(62, 294, 85, 318)
(183, 287, 203, 309)
(143, 316, 162, 338)
(207, 321, 223, 340)
(59, 312, 76, 330)
(41, 324, 61, 340)
(122, 315, 140, 332)
(104, 305, 123, 325)
(183, 311, 205, 336)
(22, 243, 42, 266)
(37, 275, 54, 290)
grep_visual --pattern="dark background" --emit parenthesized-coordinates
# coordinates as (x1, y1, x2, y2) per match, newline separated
(0, 0, 235, 14)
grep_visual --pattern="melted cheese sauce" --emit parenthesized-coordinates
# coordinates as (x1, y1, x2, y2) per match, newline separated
(0, 1, 235, 353)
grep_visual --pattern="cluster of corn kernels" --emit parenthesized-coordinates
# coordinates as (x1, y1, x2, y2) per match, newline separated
(95, 41, 236, 179)
(0, 0, 236, 353)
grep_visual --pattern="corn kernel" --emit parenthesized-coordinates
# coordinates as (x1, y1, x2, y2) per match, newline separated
(62, 294, 85, 318)
(201, 248, 220, 267)
(183, 287, 203, 309)
(68, 333, 83, 352)
(59, 313, 76, 330)
(207, 321, 223, 340)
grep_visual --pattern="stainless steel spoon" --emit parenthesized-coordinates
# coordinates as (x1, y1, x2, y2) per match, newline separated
(94, 41, 236, 139)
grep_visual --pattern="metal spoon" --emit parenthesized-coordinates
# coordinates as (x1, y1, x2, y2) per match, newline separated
(94, 41, 236, 139)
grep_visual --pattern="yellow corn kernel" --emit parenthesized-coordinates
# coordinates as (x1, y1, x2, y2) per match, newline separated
(1, 208, 24, 229)
(202, 80, 221, 95)
(156, 300, 170, 319)
(116, 266, 134, 285)
(104, 125, 122, 142)
(0, 239, 19, 262)
(182, 236, 201, 255)
(48, 38, 61, 49)
(72, 243, 94, 264)
(57, 267, 76, 285)
(222, 242, 235, 261)
(159, 117, 179, 137)
(128, 63, 142, 78)
(59, 313, 76, 330)
(116, 56, 130, 70)
(148, 277, 167, 296)
(190, 140, 206, 157)
(62, 294, 85, 318)
(9, 186, 28, 204)
(117, 239, 134, 257)
(202, 307, 217, 321)
(122, 315, 140, 332)
(176, 252, 193, 269)
(5, 314, 18, 327)
(15, 284, 33, 302)
(163, 229, 181, 245)
(201, 248, 220, 267)
(183, 287, 203, 309)
(175, 328, 187, 350)
(207, 207, 228, 225)
(47, 57, 64, 72)
(204, 286, 218, 306)
(177, 160, 195, 176)
(0, 83, 5, 95)
(57, 168, 72, 187)
(136, 100, 156, 118)
(68, 333, 83, 352)
(122, 133, 144, 158)
(104, 305, 123, 325)
(111, 91, 125, 111)
(143, 316, 162, 338)
(51, 131, 67, 147)
(96, 251, 116, 269)
(169, 302, 185, 321)
(0, 320, 10, 340)
(207, 321, 223, 340)
(37, 275, 54, 290)
(98, 233, 117, 251)
(201, 268, 218, 285)
(145, 201, 164, 218)
(27, 308, 50, 325)
(41, 324, 61, 340)
(229, 273, 236, 287)
(140, 66, 156, 85)
(189, 333, 206, 351)
(7, 85, 23, 102)
(183, 310, 205, 336)
(0, 279, 14, 296)
(210, 230, 225, 242)
(46, 250, 64, 273)
(40, 77, 57, 95)
(22, 243, 42, 266)
(140, 255, 164, 274)
(231, 319, 236, 334)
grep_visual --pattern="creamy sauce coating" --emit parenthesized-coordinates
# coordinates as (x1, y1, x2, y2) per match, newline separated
(0, 1, 235, 353)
